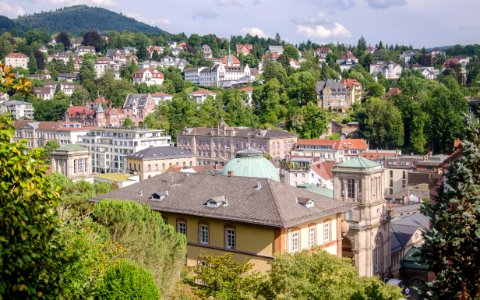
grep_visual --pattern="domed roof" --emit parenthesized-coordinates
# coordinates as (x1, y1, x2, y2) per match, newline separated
(222, 148, 280, 181)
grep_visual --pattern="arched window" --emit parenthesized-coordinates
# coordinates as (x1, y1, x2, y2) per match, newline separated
(373, 233, 384, 275)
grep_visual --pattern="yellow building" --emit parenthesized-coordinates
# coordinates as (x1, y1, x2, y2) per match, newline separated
(94, 173, 351, 272)
(126, 146, 197, 180)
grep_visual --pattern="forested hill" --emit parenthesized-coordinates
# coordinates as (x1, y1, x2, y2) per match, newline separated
(13, 5, 166, 35)
(0, 16, 25, 34)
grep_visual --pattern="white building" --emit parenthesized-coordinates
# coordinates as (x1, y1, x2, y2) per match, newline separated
(132, 68, 164, 86)
(0, 100, 34, 120)
(370, 61, 403, 80)
(185, 56, 253, 88)
(412, 66, 440, 80)
(151, 92, 173, 105)
(188, 90, 217, 104)
(5, 53, 29, 69)
(77, 46, 96, 56)
(285, 160, 335, 190)
(95, 57, 120, 79)
(78, 128, 171, 173)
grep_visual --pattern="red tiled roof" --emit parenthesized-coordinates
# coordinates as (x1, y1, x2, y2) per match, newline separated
(222, 55, 240, 65)
(151, 92, 172, 97)
(311, 161, 336, 181)
(236, 44, 253, 54)
(383, 88, 401, 99)
(240, 87, 253, 92)
(341, 79, 362, 88)
(296, 138, 368, 150)
(66, 106, 95, 117)
(95, 97, 109, 104)
(190, 89, 216, 95)
(133, 68, 164, 79)
(6, 52, 28, 58)
(340, 51, 358, 60)
(315, 47, 331, 54)
(360, 151, 398, 161)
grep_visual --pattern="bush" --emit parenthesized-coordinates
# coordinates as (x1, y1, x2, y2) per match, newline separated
(95, 260, 159, 300)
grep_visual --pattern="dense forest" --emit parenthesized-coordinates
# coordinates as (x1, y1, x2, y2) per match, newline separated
(8, 5, 166, 35)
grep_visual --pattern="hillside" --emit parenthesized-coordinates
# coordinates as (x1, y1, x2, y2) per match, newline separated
(14, 5, 165, 35)
(0, 15, 25, 34)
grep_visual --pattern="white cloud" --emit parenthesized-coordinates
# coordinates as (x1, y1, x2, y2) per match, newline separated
(297, 22, 351, 39)
(293, 12, 331, 25)
(241, 26, 268, 38)
(215, 0, 242, 7)
(0, 1, 26, 17)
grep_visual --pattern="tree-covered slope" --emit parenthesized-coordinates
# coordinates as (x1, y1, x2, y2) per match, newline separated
(14, 5, 165, 35)
(0, 16, 25, 34)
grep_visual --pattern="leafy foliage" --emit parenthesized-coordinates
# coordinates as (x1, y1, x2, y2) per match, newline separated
(0, 115, 72, 298)
(420, 119, 480, 299)
(95, 260, 160, 300)
(91, 200, 187, 298)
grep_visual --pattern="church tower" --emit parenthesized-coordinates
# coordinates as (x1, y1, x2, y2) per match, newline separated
(332, 157, 391, 278)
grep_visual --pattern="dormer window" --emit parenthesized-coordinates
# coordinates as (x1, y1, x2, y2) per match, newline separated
(204, 196, 228, 208)
(297, 197, 315, 208)
(150, 191, 168, 201)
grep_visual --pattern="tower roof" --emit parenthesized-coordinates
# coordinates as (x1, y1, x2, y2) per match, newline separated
(336, 156, 380, 169)
(222, 148, 280, 181)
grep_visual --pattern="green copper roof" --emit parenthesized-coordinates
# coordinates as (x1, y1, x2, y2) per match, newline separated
(297, 184, 334, 198)
(222, 148, 280, 181)
(336, 156, 380, 169)
(54, 144, 88, 152)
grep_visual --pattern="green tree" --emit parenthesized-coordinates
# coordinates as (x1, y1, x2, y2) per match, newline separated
(42, 140, 60, 160)
(355, 97, 404, 149)
(34, 49, 45, 70)
(123, 117, 135, 128)
(186, 253, 266, 300)
(0, 115, 73, 298)
(262, 61, 287, 85)
(83, 31, 104, 52)
(32, 92, 70, 121)
(24, 28, 49, 45)
(55, 32, 71, 51)
(95, 260, 160, 300)
(420, 119, 480, 299)
(268, 249, 401, 300)
(287, 102, 327, 139)
(91, 200, 187, 298)
(253, 78, 288, 127)
(286, 71, 317, 105)
(79, 57, 97, 97)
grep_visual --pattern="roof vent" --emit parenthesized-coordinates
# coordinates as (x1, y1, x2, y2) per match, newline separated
(139, 189, 143, 196)
(204, 196, 228, 208)
(297, 197, 315, 208)
(150, 191, 169, 201)
(254, 182, 262, 191)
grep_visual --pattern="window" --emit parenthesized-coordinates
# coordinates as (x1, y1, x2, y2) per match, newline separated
(177, 220, 186, 235)
(199, 224, 209, 245)
(402, 171, 407, 189)
(225, 228, 235, 250)
(324, 222, 330, 242)
(292, 231, 299, 252)
(308, 226, 316, 248)
(347, 179, 355, 199)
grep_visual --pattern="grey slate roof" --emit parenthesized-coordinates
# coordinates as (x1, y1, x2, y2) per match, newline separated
(92, 173, 351, 228)
(181, 127, 295, 139)
(390, 212, 428, 252)
(127, 146, 195, 160)
(316, 79, 348, 95)
(123, 94, 150, 109)
(3, 100, 31, 106)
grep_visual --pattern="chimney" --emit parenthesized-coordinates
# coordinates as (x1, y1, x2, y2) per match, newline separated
(228, 170, 234, 177)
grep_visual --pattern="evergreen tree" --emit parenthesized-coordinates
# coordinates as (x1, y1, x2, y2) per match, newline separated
(55, 32, 71, 51)
(420, 119, 480, 299)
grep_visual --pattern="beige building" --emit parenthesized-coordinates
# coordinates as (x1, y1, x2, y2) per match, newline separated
(13, 120, 90, 149)
(4, 52, 29, 69)
(51, 144, 93, 182)
(177, 118, 297, 165)
(332, 157, 391, 278)
(93, 172, 351, 272)
(127, 146, 197, 180)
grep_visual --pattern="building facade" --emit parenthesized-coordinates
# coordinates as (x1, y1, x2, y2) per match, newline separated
(316, 80, 350, 112)
(0, 100, 34, 120)
(51, 144, 93, 182)
(78, 128, 171, 173)
(177, 119, 297, 165)
(4, 53, 29, 69)
(291, 139, 369, 162)
(127, 146, 197, 180)
(122, 93, 156, 126)
(332, 157, 391, 278)
(93, 172, 351, 272)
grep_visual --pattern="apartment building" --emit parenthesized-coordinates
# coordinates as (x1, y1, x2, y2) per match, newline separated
(291, 139, 369, 162)
(4, 52, 29, 69)
(12, 121, 90, 148)
(177, 119, 297, 165)
(78, 128, 171, 173)
(0, 100, 34, 120)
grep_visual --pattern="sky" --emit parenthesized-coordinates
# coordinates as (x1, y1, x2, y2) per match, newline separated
(1, 0, 479, 48)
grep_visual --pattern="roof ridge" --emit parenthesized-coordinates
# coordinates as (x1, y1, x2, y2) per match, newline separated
(265, 180, 285, 227)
